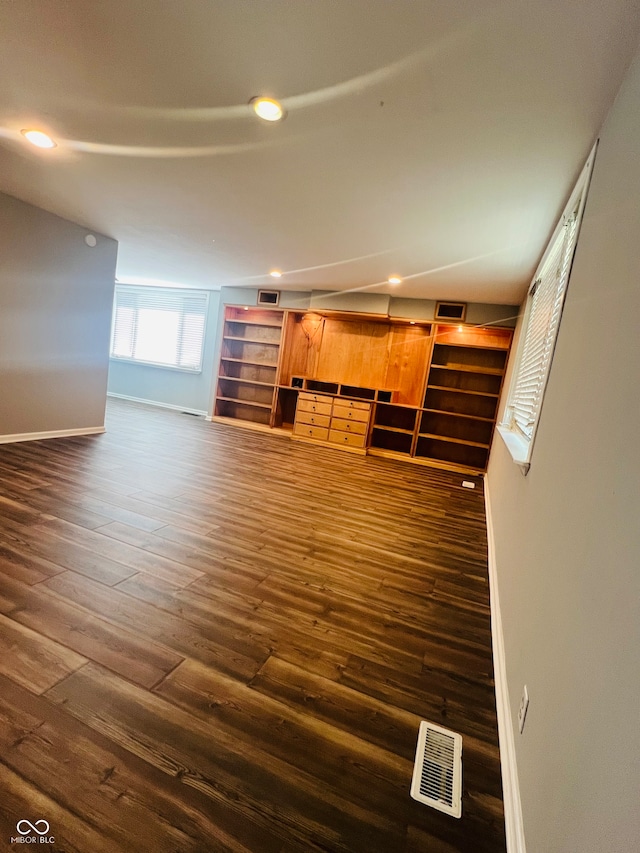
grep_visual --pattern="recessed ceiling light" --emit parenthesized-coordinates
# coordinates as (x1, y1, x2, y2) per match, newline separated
(250, 97, 285, 122)
(269, 270, 282, 278)
(457, 325, 463, 332)
(388, 275, 402, 285)
(21, 129, 57, 149)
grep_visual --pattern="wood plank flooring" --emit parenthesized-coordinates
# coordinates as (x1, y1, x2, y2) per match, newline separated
(0, 399, 505, 852)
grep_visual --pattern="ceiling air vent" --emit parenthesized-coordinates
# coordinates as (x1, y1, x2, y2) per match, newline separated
(410, 721, 463, 818)
(435, 301, 466, 321)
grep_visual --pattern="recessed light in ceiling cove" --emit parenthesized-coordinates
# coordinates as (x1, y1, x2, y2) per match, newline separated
(21, 129, 57, 149)
(388, 275, 402, 285)
(269, 270, 282, 278)
(250, 96, 286, 122)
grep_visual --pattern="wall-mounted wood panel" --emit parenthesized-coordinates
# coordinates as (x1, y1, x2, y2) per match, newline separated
(315, 319, 390, 388)
(384, 325, 432, 405)
(278, 312, 324, 386)
(278, 313, 432, 406)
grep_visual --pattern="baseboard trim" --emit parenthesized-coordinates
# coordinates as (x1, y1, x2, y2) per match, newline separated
(0, 426, 105, 445)
(107, 392, 207, 418)
(484, 475, 527, 853)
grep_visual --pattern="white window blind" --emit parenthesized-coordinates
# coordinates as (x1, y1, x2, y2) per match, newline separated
(499, 146, 596, 470)
(110, 285, 208, 372)
(507, 208, 579, 439)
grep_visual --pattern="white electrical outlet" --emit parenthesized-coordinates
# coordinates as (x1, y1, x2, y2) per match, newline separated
(517, 685, 529, 733)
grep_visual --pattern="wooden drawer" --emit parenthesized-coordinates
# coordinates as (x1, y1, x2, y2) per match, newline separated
(293, 423, 329, 441)
(299, 392, 334, 405)
(295, 411, 331, 429)
(328, 429, 367, 448)
(336, 398, 370, 411)
(330, 417, 368, 435)
(332, 403, 370, 423)
(297, 399, 333, 417)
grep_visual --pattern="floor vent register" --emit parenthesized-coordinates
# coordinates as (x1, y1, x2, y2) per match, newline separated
(410, 721, 463, 818)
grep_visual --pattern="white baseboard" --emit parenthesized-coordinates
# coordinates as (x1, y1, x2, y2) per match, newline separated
(484, 475, 527, 853)
(107, 392, 207, 417)
(0, 425, 105, 445)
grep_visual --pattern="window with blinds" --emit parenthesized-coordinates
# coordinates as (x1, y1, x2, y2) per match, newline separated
(506, 209, 579, 439)
(499, 147, 596, 469)
(110, 285, 209, 372)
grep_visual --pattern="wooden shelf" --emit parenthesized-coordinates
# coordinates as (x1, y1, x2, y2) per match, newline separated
(418, 432, 490, 449)
(218, 376, 275, 388)
(431, 363, 504, 376)
(423, 407, 494, 422)
(370, 426, 413, 454)
(433, 342, 509, 351)
(215, 395, 272, 410)
(220, 357, 278, 368)
(415, 436, 489, 471)
(225, 319, 283, 328)
(372, 424, 414, 435)
(427, 384, 499, 398)
(223, 335, 281, 345)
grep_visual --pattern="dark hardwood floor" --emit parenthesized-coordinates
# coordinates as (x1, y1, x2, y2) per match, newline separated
(0, 399, 505, 852)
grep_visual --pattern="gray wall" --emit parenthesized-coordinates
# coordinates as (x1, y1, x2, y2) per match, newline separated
(107, 290, 220, 415)
(487, 45, 640, 853)
(0, 192, 117, 438)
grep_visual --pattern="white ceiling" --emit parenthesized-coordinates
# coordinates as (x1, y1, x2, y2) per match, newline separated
(1, 1, 639, 305)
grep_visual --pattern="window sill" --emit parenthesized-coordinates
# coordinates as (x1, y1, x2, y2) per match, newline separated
(496, 424, 531, 474)
(109, 357, 202, 375)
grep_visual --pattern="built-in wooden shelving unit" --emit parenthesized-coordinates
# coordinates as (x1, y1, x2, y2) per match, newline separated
(415, 326, 510, 471)
(213, 308, 512, 473)
(214, 307, 285, 426)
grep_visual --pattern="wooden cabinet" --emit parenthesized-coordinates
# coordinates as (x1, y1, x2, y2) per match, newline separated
(415, 326, 510, 471)
(370, 404, 418, 455)
(293, 392, 333, 441)
(293, 392, 371, 452)
(213, 307, 512, 473)
(368, 326, 511, 472)
(215, 307, 284, 426)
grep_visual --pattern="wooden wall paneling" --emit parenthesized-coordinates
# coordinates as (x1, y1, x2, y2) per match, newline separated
(384, 323, 432, 405)
(315, 319, 389, 388)
(278, 311, 324, 386)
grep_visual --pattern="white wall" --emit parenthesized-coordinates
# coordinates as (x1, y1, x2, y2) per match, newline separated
(487, 46, 640, 853)
(0, 192, 117, 439)
(107, 290, 220, 415)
